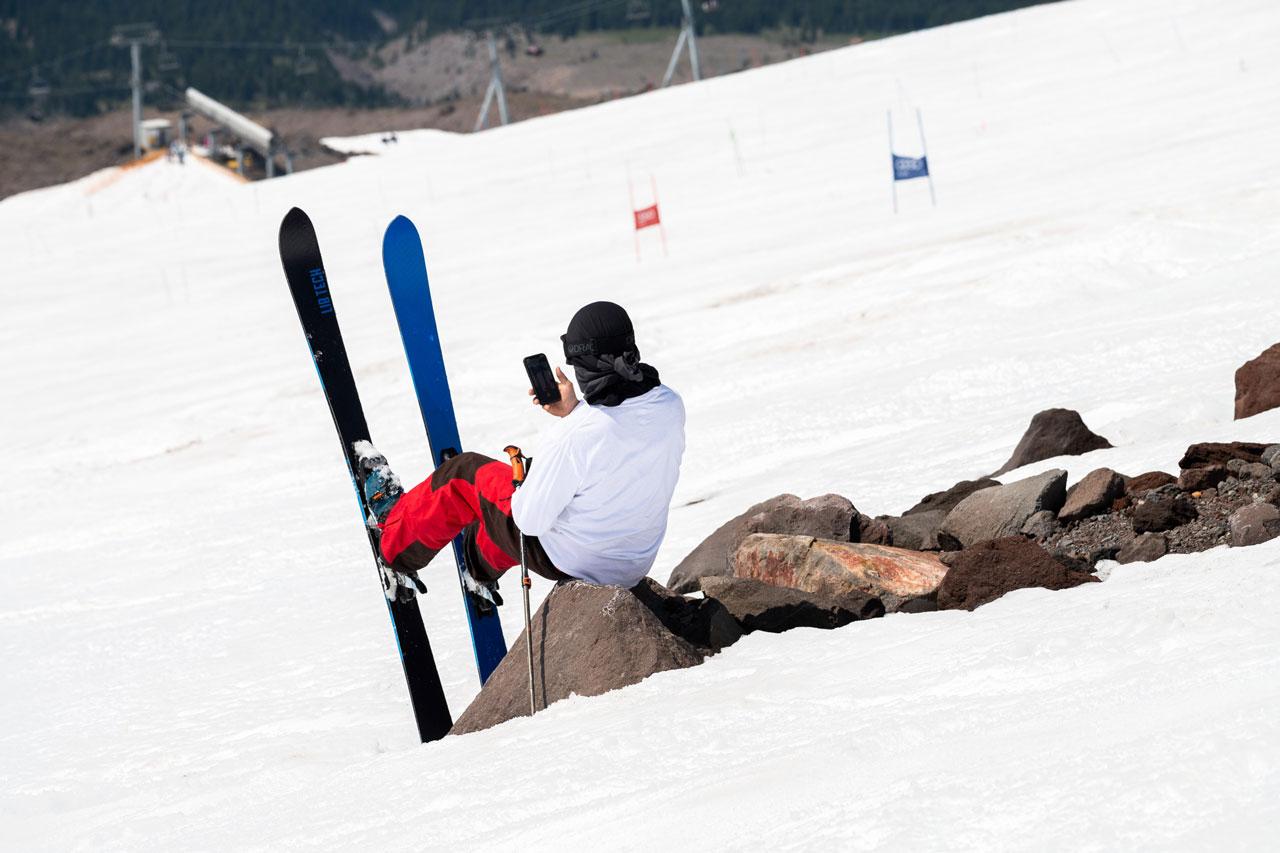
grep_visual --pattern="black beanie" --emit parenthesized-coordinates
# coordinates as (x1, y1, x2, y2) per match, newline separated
(561, 301, 660, 407)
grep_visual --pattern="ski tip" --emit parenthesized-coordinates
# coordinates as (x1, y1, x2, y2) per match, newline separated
(384, 214, 418, 241)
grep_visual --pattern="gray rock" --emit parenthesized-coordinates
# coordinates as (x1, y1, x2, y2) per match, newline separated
(1060, 468, 1126, 524)
(699, 575, 883, 633)
(1020, 509, 1061, 541)
(938, 469, 1068, 548)
(732, 534, 949, 613)
(855, 513, 893, 546)
(993, 409, 1111, 477)
(1240, 462, 1276, 482)
(1263, 444, 1280, 469)
(1229, 503, 1280, 547)
(885, 509, 947, 551)
(1116, 533, 1168, 564)
(666, 493, 857, 593)
(450, 580, 706, 735)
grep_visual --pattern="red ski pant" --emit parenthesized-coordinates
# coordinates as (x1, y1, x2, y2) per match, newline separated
(379, 452, 567, 582)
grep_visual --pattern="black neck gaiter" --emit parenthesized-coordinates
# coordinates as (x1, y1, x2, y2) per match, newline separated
(563, 301, 661, 407)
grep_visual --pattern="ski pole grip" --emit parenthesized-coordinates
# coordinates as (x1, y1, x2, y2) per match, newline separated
(504, 445, 526, 486)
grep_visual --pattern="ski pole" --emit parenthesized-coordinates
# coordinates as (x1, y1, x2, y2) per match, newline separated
(505, 445, 536, 717)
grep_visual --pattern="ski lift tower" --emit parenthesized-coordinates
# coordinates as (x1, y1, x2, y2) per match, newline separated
(474, 29, 511, 131)
(662, 0, 701, 87)
(110, 23, 161, 159)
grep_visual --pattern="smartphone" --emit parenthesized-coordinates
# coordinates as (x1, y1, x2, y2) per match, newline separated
(523, 353, 562, 405)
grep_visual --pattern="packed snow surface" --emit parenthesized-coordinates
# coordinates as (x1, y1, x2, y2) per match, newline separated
(3, 0, 1279, 848)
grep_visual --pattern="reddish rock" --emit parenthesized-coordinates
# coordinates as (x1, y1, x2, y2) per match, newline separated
(1179, 442, 1270, 470)
(936, 536, 1100, 611)
(903, 478, 1002, 516)
(1234, 343, 1280, 420)
(1060, 468, 1126, 524)
(1132, 496, 1197, 533)
(733, 534, 948, 612)
(1125, 471, 1177, 495)
(993, 409, 1111, 476)
(1178, 465, 1228, 493)
(666, 493, 858, 593)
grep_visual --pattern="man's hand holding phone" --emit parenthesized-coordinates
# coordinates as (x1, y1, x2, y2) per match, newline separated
(525, 355, 578, 418)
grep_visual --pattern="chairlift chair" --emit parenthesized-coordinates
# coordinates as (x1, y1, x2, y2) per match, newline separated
(157, 43, 180, 72)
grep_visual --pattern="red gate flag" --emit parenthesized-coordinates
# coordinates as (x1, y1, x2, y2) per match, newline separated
(633, 204, 660, 230)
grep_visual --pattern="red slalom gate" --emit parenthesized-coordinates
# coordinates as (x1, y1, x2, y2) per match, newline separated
(628, 174, 668, 262)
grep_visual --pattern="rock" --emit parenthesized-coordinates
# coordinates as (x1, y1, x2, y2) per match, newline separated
(1265, 485, 1280, 507)
(855, 513, 893, 546)
(903, 478, 1002, 516)
(732, 534, 948, 613)
(1240, 462, 1276, 482)
(885, 509, 947, 551)
(1115, 533, 1168, 564)
(1020, 509, 1061, 541)
(666, 493, 857, 593)
(938, 469, 1068, 548)
(450, 580, 705, 735)
(1234, 343, 1280, 420)
(1131, 496, 1198, 533)
(1178, 441, 1269, 470)
(936, 536, 1099, 611)
(698, 575, 883, 633)
(1229, 503, 1280, 547)
(1262, 445, 1280, 469)
(993, 409, 1111, 476)
(1178, 465, 1228, 492)
(629, 577, 743, 654)
(1060, 468, 1126, 524)
(1126, 471, 1177, 495)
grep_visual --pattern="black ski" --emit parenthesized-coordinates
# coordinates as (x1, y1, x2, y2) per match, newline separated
(278, 206, 451, 743)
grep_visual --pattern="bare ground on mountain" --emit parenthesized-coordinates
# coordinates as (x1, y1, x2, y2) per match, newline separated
(0, 29, 855, 200)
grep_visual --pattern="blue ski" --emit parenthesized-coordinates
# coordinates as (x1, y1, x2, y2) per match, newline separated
(382, 215, 508, 684)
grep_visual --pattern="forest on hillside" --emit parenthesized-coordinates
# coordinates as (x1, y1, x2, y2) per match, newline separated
(1, 0, 1054, 117)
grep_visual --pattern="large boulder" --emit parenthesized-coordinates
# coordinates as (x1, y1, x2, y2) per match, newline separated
(1234, 343, 1280, 420)
(1178, 441, 1270, 470)
(1059, 468, 1126, 524)
(732, 534, 948, 612)
(936, 536, 1100, 611)
(993, 409, 1111, 476)
(699, 575, 884, 633)
(938, 469, 1068, 549)
(450, 581, 705, 735)
(665, 494, 857, 593)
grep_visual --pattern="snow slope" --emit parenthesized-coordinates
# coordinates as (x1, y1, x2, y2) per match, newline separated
(2, 0, 1278, 848)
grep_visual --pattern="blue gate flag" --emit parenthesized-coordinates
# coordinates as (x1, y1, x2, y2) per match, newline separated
(893, 154, 929, 181)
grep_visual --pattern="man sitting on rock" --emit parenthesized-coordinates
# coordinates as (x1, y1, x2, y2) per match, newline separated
(360, 301, 686, 603)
